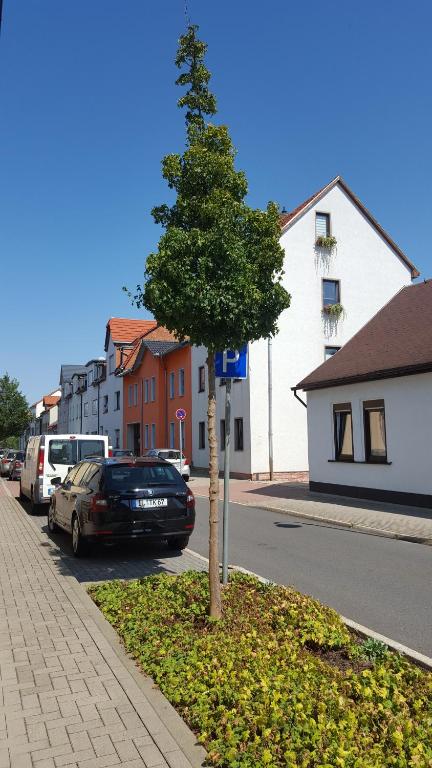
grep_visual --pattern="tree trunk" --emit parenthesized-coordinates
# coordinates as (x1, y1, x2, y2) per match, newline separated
(206, 351, 222, 618)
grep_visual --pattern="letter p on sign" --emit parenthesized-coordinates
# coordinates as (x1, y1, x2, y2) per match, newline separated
(222, 349, 240, 373)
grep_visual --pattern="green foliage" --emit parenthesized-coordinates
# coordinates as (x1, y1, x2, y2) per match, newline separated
(126, 25, 291, 352)
(0, 373, 30, 444)
(89, 572, 432, 768)
(323, 302, 344, 319)
(353, 637, 390, 663)
(316, 234, 337, 249)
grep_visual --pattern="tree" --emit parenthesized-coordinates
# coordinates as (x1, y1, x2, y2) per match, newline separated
(0, 374, 30, 444)
(128, 25, 290, 617)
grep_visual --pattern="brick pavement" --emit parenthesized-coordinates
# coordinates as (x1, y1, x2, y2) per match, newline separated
(189, 475, 432, 544)
(0, 480, 206, 768)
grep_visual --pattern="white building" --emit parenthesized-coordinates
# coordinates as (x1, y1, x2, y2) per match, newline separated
(68, 359, 106, 436)
(296, 280, 431, 508)
(58, 365, 87, 434)
(192, 176, 419, 478)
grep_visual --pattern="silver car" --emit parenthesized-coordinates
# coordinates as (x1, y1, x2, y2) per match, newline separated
(0, 451, 16, 477)
(145, 449, 190, 481)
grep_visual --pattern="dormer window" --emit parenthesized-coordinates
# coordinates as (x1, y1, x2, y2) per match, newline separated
(316, 212, 330, 238)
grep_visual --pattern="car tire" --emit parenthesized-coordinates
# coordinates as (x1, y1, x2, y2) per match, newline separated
(72, 514, 88, 557)
(182, 475, 190, 482)
(19, 483, 25, 501)
(30, 488, 40, 515)
(48, 503, 59, 533)
(167, 535, 189, 551)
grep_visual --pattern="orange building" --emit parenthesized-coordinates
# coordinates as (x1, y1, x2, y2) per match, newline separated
(118, 326, 192, 462)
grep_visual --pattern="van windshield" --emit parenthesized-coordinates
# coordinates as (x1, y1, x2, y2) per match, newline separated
(48, 439, 105, 465)
(105, 464, 180, 491)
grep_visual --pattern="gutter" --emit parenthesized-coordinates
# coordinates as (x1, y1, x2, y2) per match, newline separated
(292, 387, 307, 408)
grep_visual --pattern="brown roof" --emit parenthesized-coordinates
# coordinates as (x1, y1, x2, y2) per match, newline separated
(43, 395, 60, 408)
(104, 318, 157, 350)
(120, 326, 181, 372)
(279, 176, 419, 279)
(297, 280, 432, 391)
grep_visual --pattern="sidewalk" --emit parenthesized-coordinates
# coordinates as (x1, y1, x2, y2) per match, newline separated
(189, 476, 432, 544)
(0, 480, 206, 768)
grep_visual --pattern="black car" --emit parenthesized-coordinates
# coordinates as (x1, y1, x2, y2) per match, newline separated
(48, 456, 195, 557)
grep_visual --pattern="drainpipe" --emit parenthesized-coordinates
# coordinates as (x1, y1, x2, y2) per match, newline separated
(292, 387, 307, 409)
(268, 337, 274, 480)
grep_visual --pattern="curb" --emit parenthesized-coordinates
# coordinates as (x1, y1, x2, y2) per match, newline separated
(186, 549, 432, 672)
(193, 493, 432, 546)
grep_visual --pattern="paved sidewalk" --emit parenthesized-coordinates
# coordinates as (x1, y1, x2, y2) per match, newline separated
(189, 476, 432, 544)
(0, 480, 206, 768)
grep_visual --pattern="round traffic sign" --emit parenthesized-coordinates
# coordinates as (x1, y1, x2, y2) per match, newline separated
(175, 408, 187, 421)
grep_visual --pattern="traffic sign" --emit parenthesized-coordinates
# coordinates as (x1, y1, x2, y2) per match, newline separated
(175, 408, 187, 421)
(215, 345, 248, 379)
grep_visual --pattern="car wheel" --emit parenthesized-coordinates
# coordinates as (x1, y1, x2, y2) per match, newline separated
(30, 488, 40, 515)
(48, 503, 59, 533)
(182, 475, 190, 482)
(167, 535, 189, 551)
(19, 483, 25, 501)
(72, 514, 88, 557)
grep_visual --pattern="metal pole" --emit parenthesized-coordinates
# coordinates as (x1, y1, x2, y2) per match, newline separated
(222, 378, 232, 584)
(268, 338, 274, 481)
(179, 420, 183, 475)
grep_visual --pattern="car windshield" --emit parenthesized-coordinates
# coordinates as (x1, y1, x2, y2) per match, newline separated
(48, 439, 105, 465)
(105, 463, 181, 491)
(15, 452, 25, 461)
(7, 452, 16, 458)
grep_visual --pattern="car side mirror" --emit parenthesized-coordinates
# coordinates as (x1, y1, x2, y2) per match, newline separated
(51, 477, 62, 486)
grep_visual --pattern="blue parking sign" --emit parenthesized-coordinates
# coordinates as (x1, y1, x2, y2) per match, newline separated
(215, 345, 248, 379)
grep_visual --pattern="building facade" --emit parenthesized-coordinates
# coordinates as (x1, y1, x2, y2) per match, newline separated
(192, 176, 418, 477)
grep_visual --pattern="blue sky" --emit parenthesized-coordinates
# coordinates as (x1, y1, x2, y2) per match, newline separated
(1, 0, 431, 404)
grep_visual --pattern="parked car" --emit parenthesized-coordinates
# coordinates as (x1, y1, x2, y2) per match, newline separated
(1, 450, 16, 477)
(48, 456, 195, 557)
(145, 449, 190, 481)
(112, 449, 134, 458)
(8, 451, 25, 480)
(20, 434, 111, 513)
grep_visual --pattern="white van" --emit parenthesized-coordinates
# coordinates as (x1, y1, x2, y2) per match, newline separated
(20, 434, 111, 512)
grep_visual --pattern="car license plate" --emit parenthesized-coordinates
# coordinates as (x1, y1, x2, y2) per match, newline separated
(47, 487, 54, 496)
(136, 498, 168, 509)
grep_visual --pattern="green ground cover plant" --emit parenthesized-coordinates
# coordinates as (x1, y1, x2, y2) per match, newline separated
(89, 572, 432, 768)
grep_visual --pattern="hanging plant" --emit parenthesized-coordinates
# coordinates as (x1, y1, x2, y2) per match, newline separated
(323, 303, 344, 319)
(316, 235, 337, 249)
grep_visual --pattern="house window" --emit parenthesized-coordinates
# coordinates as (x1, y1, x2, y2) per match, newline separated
(144, 379, 149, 403)
(114, 429, 120, 449)
(333, 403, 353, 461)
(323, 279, 340, 309)
(128, 385, 133, 407)
(220, 419, 226, 451)
(150, 377, 156, 402)
(151, 423, 156, 449)
(114, 391, 120, 410)
(169, 372, 175, 399)
(169, 422, 175, 449)
(144, 424, 149, 449)
(92, 399, 98, 416)
(198, 421, 205, 450)
(316, 212, 330, 238)
(88, 370, 93, 385)
(198, 366, 205, 392)
(234, 418, 244, 451)
(109, 354, 114, 374)
(364, 400, 387, 463)
(179, 368, 185, 397)
(103, 395, 108, 414)
(325, 346, 341, 360)
(219, 378, 227, 387)
(83, 402, 89, 417)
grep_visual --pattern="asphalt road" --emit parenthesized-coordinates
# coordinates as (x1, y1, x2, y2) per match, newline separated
(191, 497, 432, 657)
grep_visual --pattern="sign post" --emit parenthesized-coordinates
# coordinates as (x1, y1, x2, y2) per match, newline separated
(215, 346, 248, 585)
(175, 408, 187, 476)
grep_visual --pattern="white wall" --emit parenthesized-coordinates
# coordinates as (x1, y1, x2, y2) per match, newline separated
(248, 183, 413, 475)
(101, 337, 123, 447)
(306, 373, 432, 496)
(191, 346, 252, 475)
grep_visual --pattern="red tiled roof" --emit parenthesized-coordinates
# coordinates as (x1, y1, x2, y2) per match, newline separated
(297, 280, 432, 391)
(120, 326, 180, 372)
(105, 318, 157, 350)
(43, 395, 60, 408)
(279, 176, 419, 279)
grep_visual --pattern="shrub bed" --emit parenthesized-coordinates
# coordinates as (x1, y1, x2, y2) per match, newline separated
(89, 572, 432, 768)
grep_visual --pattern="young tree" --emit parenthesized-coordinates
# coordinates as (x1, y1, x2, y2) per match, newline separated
(0, 374, 30, 444)
(129, 26, 290, 617)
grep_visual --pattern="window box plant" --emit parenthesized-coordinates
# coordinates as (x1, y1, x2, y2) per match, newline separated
(323, 302, 344, 319)
(316, 234, 337, 249)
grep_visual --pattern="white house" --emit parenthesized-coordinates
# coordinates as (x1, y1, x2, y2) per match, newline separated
(67, 358, 106, 436)
(58, 365, 87, 433)
(192, 176, 419, 478)
(296, 280, 432, 508)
